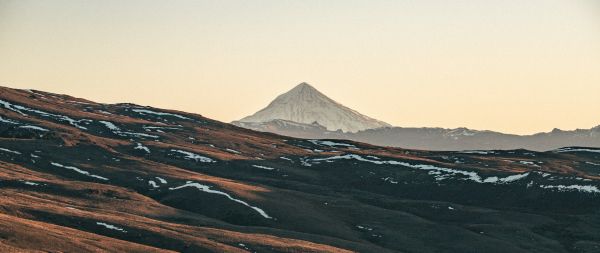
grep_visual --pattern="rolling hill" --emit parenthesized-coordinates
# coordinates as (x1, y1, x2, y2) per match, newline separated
(1, 86, 600, 252)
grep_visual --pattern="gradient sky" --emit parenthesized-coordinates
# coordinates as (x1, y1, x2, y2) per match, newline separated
(1, 0, 599, 135)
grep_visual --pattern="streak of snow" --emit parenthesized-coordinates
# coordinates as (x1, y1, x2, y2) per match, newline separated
(500, 173, 530, 182)
(143, 126, 181, 130)
(382, 177, 398, 184)
(279, 156, 293, 161)
(300, 158, 312, 167)
(555, 148, 600, 154)
(460, 150, 494, 155)
(96, 222, 127, 233)
(169, 181, 272, 219)
(252, 165, 275, 170)
(225, 148, 241, 154)
(308, 140, 355, 148)
(148, 180, 159, 188)
(0, 148, 21, 155)
(0, 116, 18, 124)
(483, 173, 530, 183)
(539, 184, 600, 193)
(131, 109, 191, 120)
(310, 154, 533, 184)
(100, 121, 159, 139)
(0, 99, 90, 129)
(134, 143, 150, 153)
(155, 177, 167, 184)
(99, 121, 120, 131)
(519, 161, 534, 165)
(18, 125, 49, 131)
(356, 225, 373, 231)
(122, 132, 159, 138)
(312, 154, 483, 182)
(50, 162, 109, 181)
(171, 149, 215, 163)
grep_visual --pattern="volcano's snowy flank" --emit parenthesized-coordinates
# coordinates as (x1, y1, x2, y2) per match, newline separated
(235, 83, 390, 132)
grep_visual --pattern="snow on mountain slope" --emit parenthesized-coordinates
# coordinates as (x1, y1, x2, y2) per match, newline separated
(235, 83, 390, 133)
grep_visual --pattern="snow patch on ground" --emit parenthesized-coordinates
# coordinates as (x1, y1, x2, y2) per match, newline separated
(134, 143, 150, 153)
(308, 140, 356, 148)
(148, 180, 159, 188)
(143, 126, 181, 130)
(155, 177, 167, 184)
(0, 148, 21, 155)
(0, 99, 90, 129)
(279, 156, 293, 162)
(554, 147, 600, 154)
(50, 162, 109, 181)
(310, 154, 534, 185)
(382, 177, 398, 184)
(96, 222, 127, 233)
(171, 149, 215, 163)
(100, 121, 159, 139)
(518, 161, 540, 167)
(252, 165, 276, 170)
(312, 154, 485, 183)
(483, 173, 530, 184)
(67, 100, 94, 105)
(99, 121, 120, 131)
(18, 125, 49, 131)
(131, 109, 191, 120)
(539, 184, 600, 193)
(0, 116, 19, 124)
(169, 181, 272, 219)
(300, 158, 312, 167)
(356, 225, 374, 231)
(122, 132, 159, 138)
(225, 148, 241, 154)
(460, 150, 495, 155)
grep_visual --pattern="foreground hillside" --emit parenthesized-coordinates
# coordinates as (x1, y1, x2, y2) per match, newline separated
(1, 86, 600, 253)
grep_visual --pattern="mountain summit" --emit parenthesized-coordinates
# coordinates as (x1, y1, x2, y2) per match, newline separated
(236, 82, 391, 132)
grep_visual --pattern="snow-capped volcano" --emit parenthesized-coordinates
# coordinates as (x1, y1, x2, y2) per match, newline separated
(235, 82, 391, 132)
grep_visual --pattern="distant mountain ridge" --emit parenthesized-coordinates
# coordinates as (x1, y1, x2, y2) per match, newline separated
(234, 82, 391, 133)
(234, 119, 600, 151)
(234, 83, 600, 151)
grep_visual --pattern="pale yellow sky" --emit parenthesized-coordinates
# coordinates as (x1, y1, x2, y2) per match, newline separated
(1, 0, 599, 135)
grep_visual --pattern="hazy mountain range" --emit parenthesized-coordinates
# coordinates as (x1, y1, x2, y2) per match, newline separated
(1, 85, 600, 252)
(234, 83, 600, 151)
